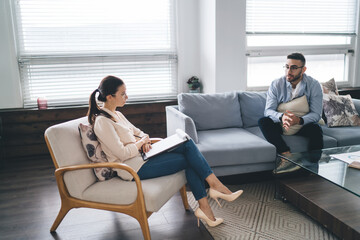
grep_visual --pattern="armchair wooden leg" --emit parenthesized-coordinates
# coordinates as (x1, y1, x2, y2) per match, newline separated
(50, 203, 72, 232)
(180, 185, 190, 211)
(136, 212, 151, 240)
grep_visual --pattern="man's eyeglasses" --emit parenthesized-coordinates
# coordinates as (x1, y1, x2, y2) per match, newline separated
(283, 65, 304, 71)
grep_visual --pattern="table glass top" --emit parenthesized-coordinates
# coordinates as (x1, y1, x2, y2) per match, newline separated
(279, 145, 360, 197)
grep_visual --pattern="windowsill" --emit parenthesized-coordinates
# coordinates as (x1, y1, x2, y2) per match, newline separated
(0, 98, 177, 113)
(338, 87, 360, 91)
(247, 84, 356, 92)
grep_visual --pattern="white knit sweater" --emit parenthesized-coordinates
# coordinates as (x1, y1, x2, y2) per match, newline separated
(94, 107, 147, 180)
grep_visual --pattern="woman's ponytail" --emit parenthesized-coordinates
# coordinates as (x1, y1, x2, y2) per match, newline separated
(87, 89, 101, 125)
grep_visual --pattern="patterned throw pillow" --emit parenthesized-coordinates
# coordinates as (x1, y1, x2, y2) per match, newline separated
(323, 94, 360, 127)
(78, 123, 116, 181)
(322, 78, 339, 95)
(321, 78, 339, 124)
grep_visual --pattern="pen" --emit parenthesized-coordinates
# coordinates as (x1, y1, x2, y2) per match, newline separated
(134, 135, 151, 145)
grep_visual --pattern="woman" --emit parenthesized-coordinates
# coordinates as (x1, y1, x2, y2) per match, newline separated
(87, 75, 243, 227)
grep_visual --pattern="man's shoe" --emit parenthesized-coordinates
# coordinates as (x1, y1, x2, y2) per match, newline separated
(273, 159, 301, 175)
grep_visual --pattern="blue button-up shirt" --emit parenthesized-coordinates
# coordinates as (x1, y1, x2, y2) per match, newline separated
(264, 73, 323, 125)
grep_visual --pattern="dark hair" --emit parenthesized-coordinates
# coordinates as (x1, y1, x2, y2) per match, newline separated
(87, 75, 124, 125)
(287, 52, 306, 66)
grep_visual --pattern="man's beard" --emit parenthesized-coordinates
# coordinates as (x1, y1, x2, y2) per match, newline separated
(287, 72, 302, 83)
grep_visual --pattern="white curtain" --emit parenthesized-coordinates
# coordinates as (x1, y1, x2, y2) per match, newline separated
(12, 0, 177, 107)
(246, 0, 357, 35)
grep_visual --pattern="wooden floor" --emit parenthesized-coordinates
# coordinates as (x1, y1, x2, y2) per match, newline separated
(0, 156, 213, 240)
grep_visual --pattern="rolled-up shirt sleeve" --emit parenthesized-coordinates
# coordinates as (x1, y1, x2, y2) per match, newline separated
(302, 81, 323, 125)
(264, 81, 282, 123)
(94, 117, 139, 161)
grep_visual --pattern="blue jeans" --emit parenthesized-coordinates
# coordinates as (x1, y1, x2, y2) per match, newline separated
(137, 139, 213, 200)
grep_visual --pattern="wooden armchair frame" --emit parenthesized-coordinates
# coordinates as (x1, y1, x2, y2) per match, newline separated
(45, 136, 189, 240)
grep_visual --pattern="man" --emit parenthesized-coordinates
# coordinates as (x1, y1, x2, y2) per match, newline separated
(258, 53, 323, 174)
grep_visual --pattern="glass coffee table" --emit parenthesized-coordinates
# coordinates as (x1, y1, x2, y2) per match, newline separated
(278, 145, 360, 197)
(277, 145, 360, 239)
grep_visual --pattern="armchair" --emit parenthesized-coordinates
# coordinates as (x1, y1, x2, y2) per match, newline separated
(44, 117, 189, 240)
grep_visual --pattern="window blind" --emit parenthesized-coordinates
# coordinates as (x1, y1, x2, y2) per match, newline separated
(246, 0, 358, 35)
(12, 0, 177, 108)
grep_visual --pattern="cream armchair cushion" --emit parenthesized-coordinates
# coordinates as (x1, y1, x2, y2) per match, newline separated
(82, 171, 186, 211)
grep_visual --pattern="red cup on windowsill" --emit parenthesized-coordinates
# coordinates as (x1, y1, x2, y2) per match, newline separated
(37, 97, 48, 110)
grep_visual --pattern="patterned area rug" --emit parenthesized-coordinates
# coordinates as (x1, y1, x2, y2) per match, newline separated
(187, 181, 339, 240)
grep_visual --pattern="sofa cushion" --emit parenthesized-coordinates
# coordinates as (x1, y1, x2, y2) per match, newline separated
(246, 126, 337, 153)
(178, 92, 243, 130)
(238, 91, 267, 128)
(196, 128, 276, 167)
(322, 125, 360, 146)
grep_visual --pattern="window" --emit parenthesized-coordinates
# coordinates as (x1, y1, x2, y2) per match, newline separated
(246, 0, 358, 89)
(11, 0, 177, 108)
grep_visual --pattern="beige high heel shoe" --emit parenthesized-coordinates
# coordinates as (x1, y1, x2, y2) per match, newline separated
(209, 189, 243, 207)
(194, 208, 223, 227)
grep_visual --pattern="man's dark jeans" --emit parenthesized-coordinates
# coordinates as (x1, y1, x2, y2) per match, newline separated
(258, 117, 324, 154)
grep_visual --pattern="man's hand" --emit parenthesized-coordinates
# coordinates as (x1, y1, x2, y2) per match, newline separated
(282, 110, 301, 131)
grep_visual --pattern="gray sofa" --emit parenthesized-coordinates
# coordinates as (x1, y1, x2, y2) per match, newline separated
(166, 91, 360, 177)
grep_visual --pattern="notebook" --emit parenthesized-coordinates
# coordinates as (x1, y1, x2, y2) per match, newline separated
(143, 129, 190, 160)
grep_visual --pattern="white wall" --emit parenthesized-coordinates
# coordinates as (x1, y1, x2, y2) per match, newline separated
(177, 0, 201, 93)
(199, 0, 247, 93)
(199, 0, 216, 93)
(0, 0, 22, 109)
(215, 0, 247, 92)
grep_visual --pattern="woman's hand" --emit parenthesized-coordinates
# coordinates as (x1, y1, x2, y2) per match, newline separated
(135, 135, 150, 150)
(141, 142, 152, 153)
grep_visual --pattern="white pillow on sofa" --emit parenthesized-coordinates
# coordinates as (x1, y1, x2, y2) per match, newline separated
(277, 96, 309, 135)
(277, 96, 325, 135)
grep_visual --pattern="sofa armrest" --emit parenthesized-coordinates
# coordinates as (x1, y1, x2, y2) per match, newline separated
(353, 98, 360, 114)
(166, 105, 198, 143)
